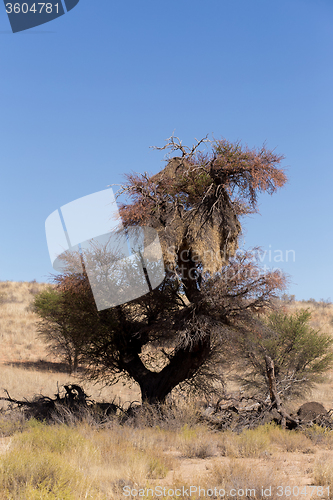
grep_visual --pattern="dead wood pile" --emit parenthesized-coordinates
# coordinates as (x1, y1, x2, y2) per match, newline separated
(0, 385, 119, 422)
(200, 397, 333, 432)
(200, 355, 333, 432)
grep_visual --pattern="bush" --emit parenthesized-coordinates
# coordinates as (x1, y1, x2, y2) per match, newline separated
(237, 309, 333, 400)
(304, 425, 333, 448)
(179, 424, 217, 458)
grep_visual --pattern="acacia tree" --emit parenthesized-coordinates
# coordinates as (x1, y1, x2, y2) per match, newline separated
(33, 269, 115, 374)
(34, 136, 288, 403)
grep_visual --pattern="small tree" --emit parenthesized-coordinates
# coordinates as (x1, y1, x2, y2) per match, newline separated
(34, 135, 288, 402)
(236, 309, 333, 400)
(33, 267, 120, 374)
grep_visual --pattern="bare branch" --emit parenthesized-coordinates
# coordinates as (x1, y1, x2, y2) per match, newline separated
(151, 134, 211, 160)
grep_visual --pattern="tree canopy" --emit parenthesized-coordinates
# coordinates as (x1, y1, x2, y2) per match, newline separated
(118, 136, 286, 281)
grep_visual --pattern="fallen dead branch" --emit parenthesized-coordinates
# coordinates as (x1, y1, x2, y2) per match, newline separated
(0, 384, 120, 422)
(200, 394, 333, 432)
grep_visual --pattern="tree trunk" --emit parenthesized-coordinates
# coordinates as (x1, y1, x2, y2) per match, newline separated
(264, 355, 298, 429)
(122, 336, 211, 404)
(177, 246, 201, 304)
(117, 243, 209, 404)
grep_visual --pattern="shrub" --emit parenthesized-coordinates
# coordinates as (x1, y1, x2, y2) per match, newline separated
(217, 427, 270, 458)
(180, 425, 217, 458)
(304, 425, 333, 448)
(237, 309, 333, 399)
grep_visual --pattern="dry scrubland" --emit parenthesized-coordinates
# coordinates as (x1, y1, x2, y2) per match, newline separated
(0, 280, 141, 405)
(0, 281, 333, 499)
(1, 413, 333, 499)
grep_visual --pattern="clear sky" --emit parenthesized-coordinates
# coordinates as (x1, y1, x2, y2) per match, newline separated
(0, 0, 332, 301)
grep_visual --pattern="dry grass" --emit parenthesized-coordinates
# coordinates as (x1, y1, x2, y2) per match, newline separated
(0, 280, 141, 406)
(0, 417, 328, 499)
(216, 427, 270, 458)
(0, 418, 177, 499)
(288, 300, 333, 334)
(304, 425, 333, 449)
(313, 453, 333, 491)
(208, 459, 298, 500)
(0, 281, 50, 363)
(176, 424, 218, 458)
(259, 423, 314, 453)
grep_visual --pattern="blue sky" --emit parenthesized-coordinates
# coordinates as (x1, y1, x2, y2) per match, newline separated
(0, 0, 332, 301)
